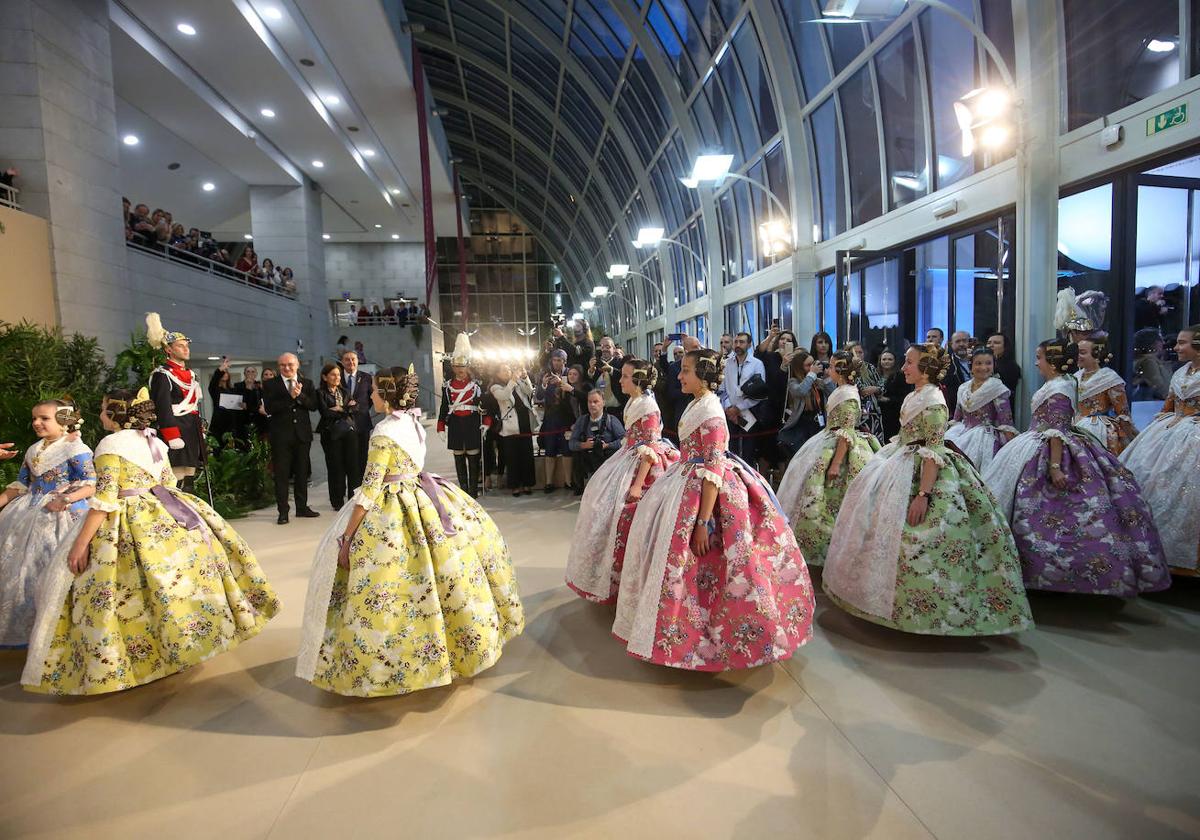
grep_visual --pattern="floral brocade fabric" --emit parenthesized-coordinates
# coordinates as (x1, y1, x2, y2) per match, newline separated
(310, 437, 524, 696)
(779, 398, 880, 567)
(826, 403, 1033, 635)
(1009, 394, 1168, 595)
(23, 453, 280, 695)
(1076, 377, 1137, 455)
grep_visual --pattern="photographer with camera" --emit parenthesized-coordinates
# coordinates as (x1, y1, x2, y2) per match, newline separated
(568, 390, 625, 495)
(535, 350, 577, 493)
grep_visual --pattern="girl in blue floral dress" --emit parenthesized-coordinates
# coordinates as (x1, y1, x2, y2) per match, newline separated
(0, 400, 94, 647)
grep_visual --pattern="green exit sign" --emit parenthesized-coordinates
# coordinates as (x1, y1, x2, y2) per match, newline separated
(1147, 103, 1188, 136)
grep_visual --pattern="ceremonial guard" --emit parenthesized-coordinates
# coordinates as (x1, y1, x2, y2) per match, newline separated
(145, 312, 205, 492)
(437, 333, 489, 497)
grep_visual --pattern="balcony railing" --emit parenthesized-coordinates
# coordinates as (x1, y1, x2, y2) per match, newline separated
(125, 241, 297, 300)
(0, 183, 19, 210)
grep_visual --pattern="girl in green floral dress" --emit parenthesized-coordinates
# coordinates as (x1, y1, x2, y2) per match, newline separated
(22, 388, 280, 695)
(296, 367, 524, 697)
(776, 351, 880, 566)
(823, 345, 1033, 636)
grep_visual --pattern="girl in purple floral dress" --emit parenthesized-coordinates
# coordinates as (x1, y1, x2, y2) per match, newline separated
(983, 340, 1169, 597)
(944, 348, 1017, 472)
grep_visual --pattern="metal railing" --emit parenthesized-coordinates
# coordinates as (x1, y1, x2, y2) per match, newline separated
(0, 183, 19, 210)
(125, 240, 298, 300)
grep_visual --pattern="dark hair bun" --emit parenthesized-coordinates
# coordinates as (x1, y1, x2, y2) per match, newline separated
(686, 349, 724, 392)
(376, 366, 419, 410)
(915, 343, 951, 381)
(1186, 324, 1200, 351)
(1039, 339, 1079, 375)
(623, 357, 657, 392)
(830, 350, 861, 383)
(104, 388, 157, 431)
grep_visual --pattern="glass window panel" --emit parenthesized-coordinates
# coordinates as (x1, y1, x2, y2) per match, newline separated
(733, 19, 779, 141)
(979, 0, 1016, 88)
(912, 236, 949, 344)
(861, 259, 901, 354)
(703, 70, 742, 159)
(1062, 0, 1180, 131)
(719, 188, 738, 285)
(810, 101, 846, 240)
(838, 66, 883, 227)
(747, 158, 770, 271)
(819, 270, 839, 347)
(734, 179, 755, 278)
(696, 313, 708, 346)
(569, 27, 620, 99)
(764, 141, 791, 219)
(516, 0, 565, 39)
(717, 42, 760, 158)
(667, 0, 711, 72)
(920, 2, 979, 189)
(758, 291, 774, 338)
(827, 20, 868, 75)
(646, 1, 698, 93)
(956, 219, 1015, 342)
(875, 25, 927, 210)
(779, 289, 794, 330)
(779, 0, 833, 101)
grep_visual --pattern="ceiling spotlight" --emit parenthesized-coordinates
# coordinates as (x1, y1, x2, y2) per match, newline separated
(361, 148, 376, 158)
(262, 6, 283, 21)
(322, 233, 331, 240)
(323, 94, 340, 106)
(390, 188, 402, 195)
(1148, 39, 1177, 53)
(311, 160, 324, 168)
(243, 233, 253, 240)
(374, 224, 382, 229)
(176, 22, 196, 36)
(202, 182, 216, 192)
(260, 107, 276, 118)
(390, 233, 400, 240)
(122, 134, 139, 146)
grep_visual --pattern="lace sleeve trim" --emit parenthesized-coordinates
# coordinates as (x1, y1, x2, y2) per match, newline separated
(6, 481, 27, 494)
(634, 444, 658, 463)
(832, 428, 857, 445)
(1042, 429, 1070, 443)
(915, 446, 947, 467)
(88, 497, 118, 513)
(695, 466, 724, 490)
(996, 425, 1019, 435)
(347, 486, 377, 512)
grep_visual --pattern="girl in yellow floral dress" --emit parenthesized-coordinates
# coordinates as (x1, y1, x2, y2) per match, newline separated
(21, 388, 280, 695)
(296, 366, 524, 697)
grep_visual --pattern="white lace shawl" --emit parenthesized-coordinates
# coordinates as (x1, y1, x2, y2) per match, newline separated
(677, 391, 724, 442)
(369, 413, 426, 472)
(1031, 376, 1077, 414)
(1169, 363, 1200, 402)
(826, 384, 859, 416)
(622, 393, 658, 429)
(94, 430, 170, 479)
(956, 378, 1010, 414)
(1074, 367, 1125, 401)
(565, 445, 645, 599)
(900, 384, 946, 426)
(8, 436, 92, 493)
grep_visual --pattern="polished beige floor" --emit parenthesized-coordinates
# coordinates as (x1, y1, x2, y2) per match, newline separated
(2, 442, 1199, 839)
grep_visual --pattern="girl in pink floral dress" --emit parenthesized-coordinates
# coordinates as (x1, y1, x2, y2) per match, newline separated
(566, 358, 679, 603)
(613, 349, 815, 671)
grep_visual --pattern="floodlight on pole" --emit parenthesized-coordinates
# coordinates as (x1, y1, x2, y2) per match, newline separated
(608, 264, 630, 278)
(758, 219, 794, 258)
(632, 227, 666, 248)
(591, 285, 609, 297)
(581, 300, 595, 310)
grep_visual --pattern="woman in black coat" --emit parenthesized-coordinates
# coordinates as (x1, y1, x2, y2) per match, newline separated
(207, 364, 242, 450)
(875, 348, 911, 442)
(315, 362, 358, 511)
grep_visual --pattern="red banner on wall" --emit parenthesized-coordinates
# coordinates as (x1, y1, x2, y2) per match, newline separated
(413, 51, 437, 307)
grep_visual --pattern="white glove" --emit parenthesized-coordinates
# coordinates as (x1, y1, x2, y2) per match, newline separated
(168, 438, 185, 450)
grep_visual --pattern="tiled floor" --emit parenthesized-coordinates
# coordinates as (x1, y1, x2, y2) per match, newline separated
(1, 441, 1197, 839)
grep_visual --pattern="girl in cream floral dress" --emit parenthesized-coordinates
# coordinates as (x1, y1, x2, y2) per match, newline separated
(776, 350, 880, 567)
(823, 344, 1033, 636)
(22, 389, 279, 695)
(296, 367, 524, 697)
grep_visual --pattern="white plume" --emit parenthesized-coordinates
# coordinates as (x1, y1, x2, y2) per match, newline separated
(1053, 288, 1077, 332)
(145, 312, 166, 349)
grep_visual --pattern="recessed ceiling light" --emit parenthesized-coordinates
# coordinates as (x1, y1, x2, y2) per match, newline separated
(323, 94, 340, 106)
(361, 148, 376, 158)
(311, 160, 324, 168)
(202, 182, 215, 192)
(389, 187, 402, 195)
(176, 22, 196, 36)
(243, 233, 253, 240)
(260, 107, 276, 118)
(262, 6, 283, 21)
(374, 224, 382, 229)
(390, 234, 400, 240)
(122, 134, 139, 146)
(1148, 38, 1177, 53)
(322, 233, 331, 240)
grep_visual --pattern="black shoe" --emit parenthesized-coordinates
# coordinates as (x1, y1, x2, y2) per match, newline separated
(573, 488, 583, 496)
(277, 513, 289, 525)
(543, 485, 556, 494)
(297, 508, 321, 518)
(332, 504, 343, 512)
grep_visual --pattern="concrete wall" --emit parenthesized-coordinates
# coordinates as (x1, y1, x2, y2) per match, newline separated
(324, 242, 425, 304)
(0, 205, 56, 327)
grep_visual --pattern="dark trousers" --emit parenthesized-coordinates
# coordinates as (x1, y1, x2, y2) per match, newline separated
(501, 435, 535, 488)
(321, 431, 358, 509)
(572, 447, 613, 490)
(272, 437, 311, 514)
(350, 424, 370, 491)
(728, 420, 758, 463)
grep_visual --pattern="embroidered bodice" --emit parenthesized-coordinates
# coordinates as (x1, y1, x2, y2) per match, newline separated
(956, 393, 1014, 431)
(899, 405, 947, 446)
(358, 437, 422, 509)
(89, 453, 175, 513)
(624, 412, 664, 449)
(12, 438, 96, 514)
(827, 393, 861, 432)
(1033, 394, 1075, 433)
(1163, 364, 1200, 417)
(1076, 369, 1131, 419)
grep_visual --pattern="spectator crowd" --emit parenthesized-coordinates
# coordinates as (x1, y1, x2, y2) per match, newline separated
(349, 301, 432, 326)
(122, 197, 297, 297)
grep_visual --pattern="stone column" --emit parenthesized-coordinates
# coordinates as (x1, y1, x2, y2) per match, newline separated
(0, 0, 129, 353)
(249, 181, 329, 373)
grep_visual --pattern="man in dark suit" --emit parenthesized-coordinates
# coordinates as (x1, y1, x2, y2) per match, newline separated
(263, 352, 320, 524)
(943, 330, 973, 416)
(339, 349, 374, 491)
